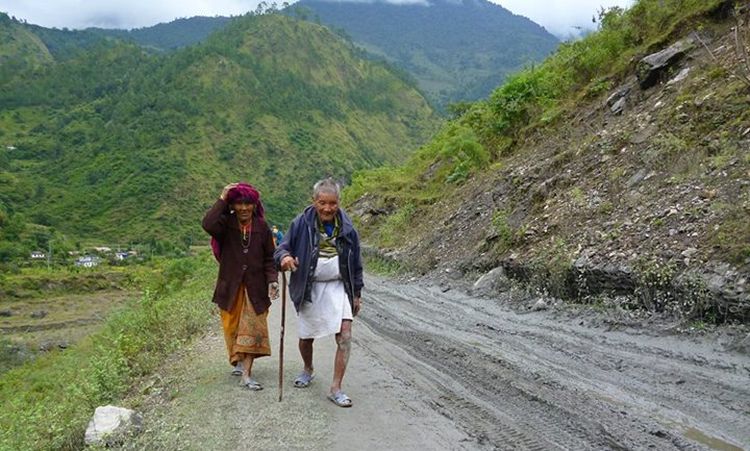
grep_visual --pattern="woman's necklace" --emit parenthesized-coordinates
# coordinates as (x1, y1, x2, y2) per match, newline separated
(240, 222, 251, 249)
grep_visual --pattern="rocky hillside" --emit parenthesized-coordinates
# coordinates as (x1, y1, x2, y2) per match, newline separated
(345, 0, 750, 323)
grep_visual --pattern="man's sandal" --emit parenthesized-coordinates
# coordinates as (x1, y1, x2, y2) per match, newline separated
(327, 390, 352, 408)
(294, 372, 314, 388)
(240, 377, 263, 391)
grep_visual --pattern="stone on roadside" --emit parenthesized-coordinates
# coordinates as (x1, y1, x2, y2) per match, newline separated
(531, 299, 549, 311)
(472, 266, 511, 297)
(84, 405, 142, 446)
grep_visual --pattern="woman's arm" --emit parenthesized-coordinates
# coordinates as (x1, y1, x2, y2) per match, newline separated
(202, 198, 229, 237)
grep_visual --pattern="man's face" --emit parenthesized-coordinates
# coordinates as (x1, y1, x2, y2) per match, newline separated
(313, 192, 339, 223)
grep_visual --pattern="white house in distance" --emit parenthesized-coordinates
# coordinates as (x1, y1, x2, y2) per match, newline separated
(30, 251, 46, 259)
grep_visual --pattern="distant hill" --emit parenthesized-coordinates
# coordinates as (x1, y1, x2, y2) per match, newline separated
(0, 13, 439, 260)
(89, 16, 233, 51)
(290, 0, 560, 108)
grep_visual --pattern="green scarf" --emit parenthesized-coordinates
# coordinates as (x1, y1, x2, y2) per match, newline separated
(317, 216, 339, 259)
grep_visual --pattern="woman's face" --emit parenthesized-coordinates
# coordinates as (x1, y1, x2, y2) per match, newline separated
(233, 202, 254, 224)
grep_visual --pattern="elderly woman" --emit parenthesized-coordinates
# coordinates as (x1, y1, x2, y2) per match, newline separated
(202, 182, 279, 391)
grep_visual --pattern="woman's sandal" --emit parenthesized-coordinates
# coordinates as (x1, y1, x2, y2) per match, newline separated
(294, 372, 314, 388)
(240, 377, 263, 391)
(327, 390, 352, 408)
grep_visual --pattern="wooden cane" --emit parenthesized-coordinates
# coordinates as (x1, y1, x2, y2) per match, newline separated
(278, 272, 287, 402)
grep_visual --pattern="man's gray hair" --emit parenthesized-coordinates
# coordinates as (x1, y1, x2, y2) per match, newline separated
(313, 178, 340, 199)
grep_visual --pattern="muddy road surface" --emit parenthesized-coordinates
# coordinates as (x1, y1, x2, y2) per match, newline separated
(359, 275, 749, 450)
(125, 274, 749, 450)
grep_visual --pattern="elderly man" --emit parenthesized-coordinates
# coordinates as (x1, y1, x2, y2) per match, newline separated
(274, 178, 364, 407)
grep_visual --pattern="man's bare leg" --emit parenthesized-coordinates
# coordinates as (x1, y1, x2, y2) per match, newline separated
(331, 320, 352, 394)
(299, 338, 315, 375)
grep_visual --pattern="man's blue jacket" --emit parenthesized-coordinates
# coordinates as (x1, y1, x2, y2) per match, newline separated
(274, 205, 364, 312)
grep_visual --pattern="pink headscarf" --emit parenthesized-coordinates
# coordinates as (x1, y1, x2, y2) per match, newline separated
(211, 183, 265, 262)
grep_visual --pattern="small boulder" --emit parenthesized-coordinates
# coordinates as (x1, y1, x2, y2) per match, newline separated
(30, 310, 48, 319)
(531, 299, 549, 311)
(84, 405, 142, 446)
(472, 266, 511, 296)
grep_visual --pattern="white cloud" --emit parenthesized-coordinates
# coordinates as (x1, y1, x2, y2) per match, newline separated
(492, 0, 635, 38)
(0, 0, 259, 29)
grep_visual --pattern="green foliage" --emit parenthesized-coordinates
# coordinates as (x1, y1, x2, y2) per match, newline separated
(378, 203, 416, 248)
(709, 209, 750, 265)
(362, 251, 404, 276)
(491, 210, 519, 253)
(439, 124, 489, 183)
(0, 256, 215, 450)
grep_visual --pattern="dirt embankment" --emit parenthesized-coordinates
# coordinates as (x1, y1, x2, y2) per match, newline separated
(118, 274, 749, 450)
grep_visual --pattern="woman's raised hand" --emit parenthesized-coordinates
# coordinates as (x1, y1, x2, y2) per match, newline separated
(220, 182, 239, 201)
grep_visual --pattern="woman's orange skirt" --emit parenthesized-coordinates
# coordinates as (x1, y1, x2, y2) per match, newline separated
(220, 286, 271, 365)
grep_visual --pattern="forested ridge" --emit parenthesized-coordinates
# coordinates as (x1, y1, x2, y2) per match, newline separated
(0, 12, 439, 264)
(292, 0, 560, 108)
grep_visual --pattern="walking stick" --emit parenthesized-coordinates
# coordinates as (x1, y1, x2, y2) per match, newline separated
(278, 272, 287, 402)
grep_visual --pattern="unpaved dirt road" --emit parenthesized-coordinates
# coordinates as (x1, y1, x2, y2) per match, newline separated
(125, 274, 750, 450)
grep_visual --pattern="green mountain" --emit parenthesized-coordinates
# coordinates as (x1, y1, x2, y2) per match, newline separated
(344, 0, 750, 321)
(89, 16, 233, 51)
(290, 0, 560, 108)
(0, 13, 439, 261)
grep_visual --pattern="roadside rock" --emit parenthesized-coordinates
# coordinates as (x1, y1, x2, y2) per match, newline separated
(472, 266, 511, 297)
(84, 405, 142, 446)
(30, 310, 47, 319)
(531, 299, 549, 311)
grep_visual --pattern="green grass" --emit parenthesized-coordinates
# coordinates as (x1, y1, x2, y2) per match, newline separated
(0, 255, 216, 450)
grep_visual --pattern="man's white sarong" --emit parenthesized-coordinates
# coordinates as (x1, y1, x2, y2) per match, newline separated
(298, 255, 353, 339)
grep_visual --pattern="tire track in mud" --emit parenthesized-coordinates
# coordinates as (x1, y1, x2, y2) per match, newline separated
(360, 276, 750, 450)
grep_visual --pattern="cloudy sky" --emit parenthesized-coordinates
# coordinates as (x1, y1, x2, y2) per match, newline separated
(0, 0, 634, 37)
